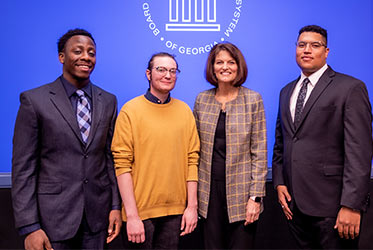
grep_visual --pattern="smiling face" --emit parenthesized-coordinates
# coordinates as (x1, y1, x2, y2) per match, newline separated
(146, 56, 177, 98)
(213, 50, 238, 86)
(58, 35, 96, 88)
(296, 32, 329, 76)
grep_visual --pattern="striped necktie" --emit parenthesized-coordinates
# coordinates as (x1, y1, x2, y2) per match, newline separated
(76, 90, 91, 143)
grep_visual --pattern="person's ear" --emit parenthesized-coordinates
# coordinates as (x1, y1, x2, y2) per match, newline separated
(58, 52, 65, 64)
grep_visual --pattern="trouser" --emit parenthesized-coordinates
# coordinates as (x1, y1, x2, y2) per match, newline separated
(51, 212, 106, 250)
(122, 215, 182, 249)
(203, 178, 257, 249)
(288, 202, 359, 249)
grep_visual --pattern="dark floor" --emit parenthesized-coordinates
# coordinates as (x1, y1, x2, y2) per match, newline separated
(1, 181, 372, 249)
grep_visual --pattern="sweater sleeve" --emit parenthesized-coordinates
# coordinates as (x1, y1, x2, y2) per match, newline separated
(187, 110, 200, 182)
(111, 106, 134, 177)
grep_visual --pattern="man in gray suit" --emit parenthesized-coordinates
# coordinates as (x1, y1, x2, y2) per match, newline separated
(272, 25, 372, 249)
(12, 28, 122, 250)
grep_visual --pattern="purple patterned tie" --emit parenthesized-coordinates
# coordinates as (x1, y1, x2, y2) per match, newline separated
(76, 90, 91, 143)
(294, 78, 310, 128)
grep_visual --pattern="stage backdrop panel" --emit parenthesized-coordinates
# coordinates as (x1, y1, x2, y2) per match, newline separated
(0, 1, 372, 183)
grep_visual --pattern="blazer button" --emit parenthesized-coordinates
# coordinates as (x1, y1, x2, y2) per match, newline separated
(84, 179, 88, 184)
(84, 154, 88, 159)
(293, 137, 298, 142)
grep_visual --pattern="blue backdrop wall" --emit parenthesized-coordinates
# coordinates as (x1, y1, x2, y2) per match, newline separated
(1, 1, 372, 179)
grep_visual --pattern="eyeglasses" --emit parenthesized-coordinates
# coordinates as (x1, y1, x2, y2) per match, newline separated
(296, 41, 327, 50)
(153, 66, 180, 77)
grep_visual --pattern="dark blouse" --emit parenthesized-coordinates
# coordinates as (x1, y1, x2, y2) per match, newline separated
(211, 110, 226, 181)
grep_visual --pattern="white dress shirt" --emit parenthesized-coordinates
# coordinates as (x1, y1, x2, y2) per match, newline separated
(290, 63, 329, 121)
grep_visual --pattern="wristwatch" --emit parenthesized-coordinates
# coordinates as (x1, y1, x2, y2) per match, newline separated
(250, 196, 262, 203)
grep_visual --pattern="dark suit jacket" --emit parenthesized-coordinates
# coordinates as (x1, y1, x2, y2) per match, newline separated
(11, 78, 121, 241)
(272, 66, 372, 217)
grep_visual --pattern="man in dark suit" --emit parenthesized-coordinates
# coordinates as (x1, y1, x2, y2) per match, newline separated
(11, 28, 122, 250)
(272, 25, 372, 249)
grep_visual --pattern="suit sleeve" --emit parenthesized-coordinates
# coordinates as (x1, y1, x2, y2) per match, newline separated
(106, 96, 121, 209)
(272, 94, 285, 188)
(11, 92, 40, 229)
(341, 81, 372, 211)
(249, 93, 268, 196)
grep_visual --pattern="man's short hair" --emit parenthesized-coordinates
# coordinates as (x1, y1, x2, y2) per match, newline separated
(57, 28, 95, 53)
(298, 25, 328, 46)
(205, 42, 247, 87)
(147, 52, 179, 71)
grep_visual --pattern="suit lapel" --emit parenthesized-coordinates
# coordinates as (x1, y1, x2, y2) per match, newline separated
(49, 78, 84, 144)
(284, 79, 298, 133)
(294, 67, 335, 133)
(85, 85, 103, 149)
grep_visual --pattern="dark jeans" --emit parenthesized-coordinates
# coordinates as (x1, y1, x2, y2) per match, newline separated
(51, 213, 106, 250)
(288, 202, 359, 249)
(203, 179, 257, 249)
(122, 215, 182, 249)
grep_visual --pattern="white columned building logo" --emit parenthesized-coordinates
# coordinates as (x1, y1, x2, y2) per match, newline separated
(141, 1, 243, 55)
(166, 0, 220, 31)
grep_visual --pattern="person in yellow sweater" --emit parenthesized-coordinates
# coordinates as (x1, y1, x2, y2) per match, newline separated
(111, 52, 200, 249)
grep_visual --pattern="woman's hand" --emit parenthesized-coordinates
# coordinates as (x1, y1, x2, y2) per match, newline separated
(244, 198, 260, 225)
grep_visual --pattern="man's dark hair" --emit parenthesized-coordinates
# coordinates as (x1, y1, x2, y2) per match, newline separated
(298, 25, 328, 46)
(147, 52, 179, 71)
(57, 28, 95, 53)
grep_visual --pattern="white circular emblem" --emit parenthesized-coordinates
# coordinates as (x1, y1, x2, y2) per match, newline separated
(142, 0, 243, 56)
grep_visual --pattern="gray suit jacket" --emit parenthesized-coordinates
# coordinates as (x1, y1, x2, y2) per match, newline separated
(12, 77, 120, 241)
(272, 66, 372, 217)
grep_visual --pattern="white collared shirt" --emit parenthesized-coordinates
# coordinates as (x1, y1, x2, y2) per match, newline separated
(290, 64, 328, 121)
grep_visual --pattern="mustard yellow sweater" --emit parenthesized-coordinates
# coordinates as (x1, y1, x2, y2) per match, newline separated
(112, 96, 199, 221)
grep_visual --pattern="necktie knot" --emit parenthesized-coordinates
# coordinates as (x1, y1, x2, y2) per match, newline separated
(302, 77, 310, 87)
(76, 89, 85, 98)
